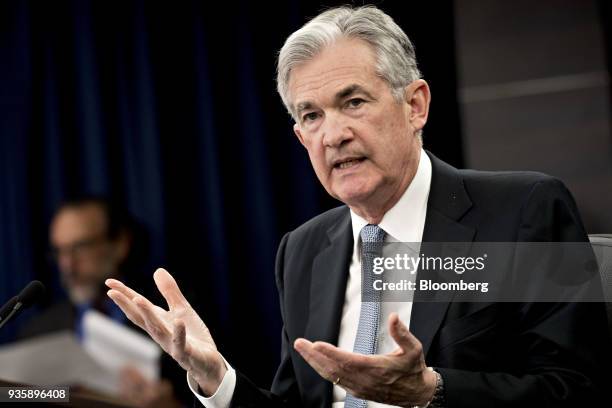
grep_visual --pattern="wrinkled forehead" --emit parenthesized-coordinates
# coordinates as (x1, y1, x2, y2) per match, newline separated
(292, 67, 375, 105)
(287, 38, 380, 110)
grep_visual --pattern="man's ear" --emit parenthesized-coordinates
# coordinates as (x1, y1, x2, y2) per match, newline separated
(404, 79, 431, 132)
(293, 123, 307, 147)
(112, 230, 132, 264)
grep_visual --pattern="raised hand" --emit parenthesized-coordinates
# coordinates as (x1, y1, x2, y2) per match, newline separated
(106, 268, 226, 396)
(293, 313, 437, 407)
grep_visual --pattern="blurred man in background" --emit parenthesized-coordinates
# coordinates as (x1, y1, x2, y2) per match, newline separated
(18, 196, 184, 408)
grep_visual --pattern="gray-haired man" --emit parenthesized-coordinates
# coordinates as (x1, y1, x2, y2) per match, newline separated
(106, 6, 609, 407)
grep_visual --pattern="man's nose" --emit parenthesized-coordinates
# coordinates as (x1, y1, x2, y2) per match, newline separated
(322, 113, 353, 148)
(57, 252, 77, 274)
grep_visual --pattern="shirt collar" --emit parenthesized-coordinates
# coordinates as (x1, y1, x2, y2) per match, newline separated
(350, 148, 432, 245)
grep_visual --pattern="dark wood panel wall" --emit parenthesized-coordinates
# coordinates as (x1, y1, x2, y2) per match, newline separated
(454, 0, 612, 232)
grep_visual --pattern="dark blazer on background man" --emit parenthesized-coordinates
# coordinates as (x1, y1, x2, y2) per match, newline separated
(226, 152, 611, 407)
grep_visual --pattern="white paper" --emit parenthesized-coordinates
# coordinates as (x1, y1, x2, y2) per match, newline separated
(0, 331, 118, 394)
(82, 309, 161, 382)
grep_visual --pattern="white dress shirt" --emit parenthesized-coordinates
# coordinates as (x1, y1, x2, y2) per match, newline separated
(333, 149, 431, 407)
(190, 149, 432, 407)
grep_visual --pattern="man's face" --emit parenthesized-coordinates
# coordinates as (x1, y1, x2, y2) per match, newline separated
(50, 204, 126, 304)
(289, 38, 428, 214)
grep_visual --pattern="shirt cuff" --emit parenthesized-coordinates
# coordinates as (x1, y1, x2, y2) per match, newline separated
(187, 356, 236, 408)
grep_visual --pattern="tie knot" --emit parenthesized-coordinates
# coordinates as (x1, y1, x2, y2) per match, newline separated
(360, 224, 386, 244)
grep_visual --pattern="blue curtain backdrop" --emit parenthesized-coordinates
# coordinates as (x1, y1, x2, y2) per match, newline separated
(0, 0, 462, 386)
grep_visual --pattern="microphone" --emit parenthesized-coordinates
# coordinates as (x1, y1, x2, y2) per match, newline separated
(0, 281, 46, 330)
(0, 296, 18, 321)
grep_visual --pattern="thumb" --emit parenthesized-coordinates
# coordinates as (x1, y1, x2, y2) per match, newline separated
(388, 312, 420, 352)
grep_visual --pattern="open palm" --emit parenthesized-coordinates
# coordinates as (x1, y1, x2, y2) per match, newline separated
(106, 268, 226, 395)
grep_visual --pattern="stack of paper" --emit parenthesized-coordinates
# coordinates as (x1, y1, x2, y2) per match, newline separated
(0, 310, 161, 396)
(82, 309, 161, 383)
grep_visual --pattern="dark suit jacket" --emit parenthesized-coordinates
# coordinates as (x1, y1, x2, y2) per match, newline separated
(226, 152, 611, 407)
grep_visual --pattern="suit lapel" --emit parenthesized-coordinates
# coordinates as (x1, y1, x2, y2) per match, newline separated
(300, 153, 475, 399)
(410, 152, 476, 357)
(303, 210, 353, 405)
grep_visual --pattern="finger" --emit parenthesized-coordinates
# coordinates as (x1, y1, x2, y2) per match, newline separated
(118, 366, 148, 404)
(105, 278, 145, 302)
(120, 365, 146, 385)
(311, 341, 381, 393)
(153, 268, 190, 311)
(294, 339, 339, 383)
(388, 312, 422, 354)
(107, 289, 146, 328)
(311, 341, 371, 371)
(133, 295, 172, 345)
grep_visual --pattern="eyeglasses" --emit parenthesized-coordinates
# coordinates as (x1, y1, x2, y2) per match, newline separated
(48, 235, 109, 262)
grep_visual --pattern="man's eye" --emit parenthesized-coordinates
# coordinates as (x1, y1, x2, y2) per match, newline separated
(347, 98, 365, 108)
(302, 112, 319, 122)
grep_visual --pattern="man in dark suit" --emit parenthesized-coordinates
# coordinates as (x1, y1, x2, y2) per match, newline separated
(20, 197, 133, 340)
(106, 5, 610, 407)
(19, 197, 185, 408)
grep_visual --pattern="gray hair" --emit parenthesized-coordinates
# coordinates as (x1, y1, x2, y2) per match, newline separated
(276, 5, 422, 120)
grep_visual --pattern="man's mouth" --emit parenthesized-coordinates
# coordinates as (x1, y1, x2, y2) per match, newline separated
(333, 157, 366, 170)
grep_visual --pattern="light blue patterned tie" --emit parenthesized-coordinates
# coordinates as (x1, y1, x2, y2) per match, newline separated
(344, 224, 386, 408)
